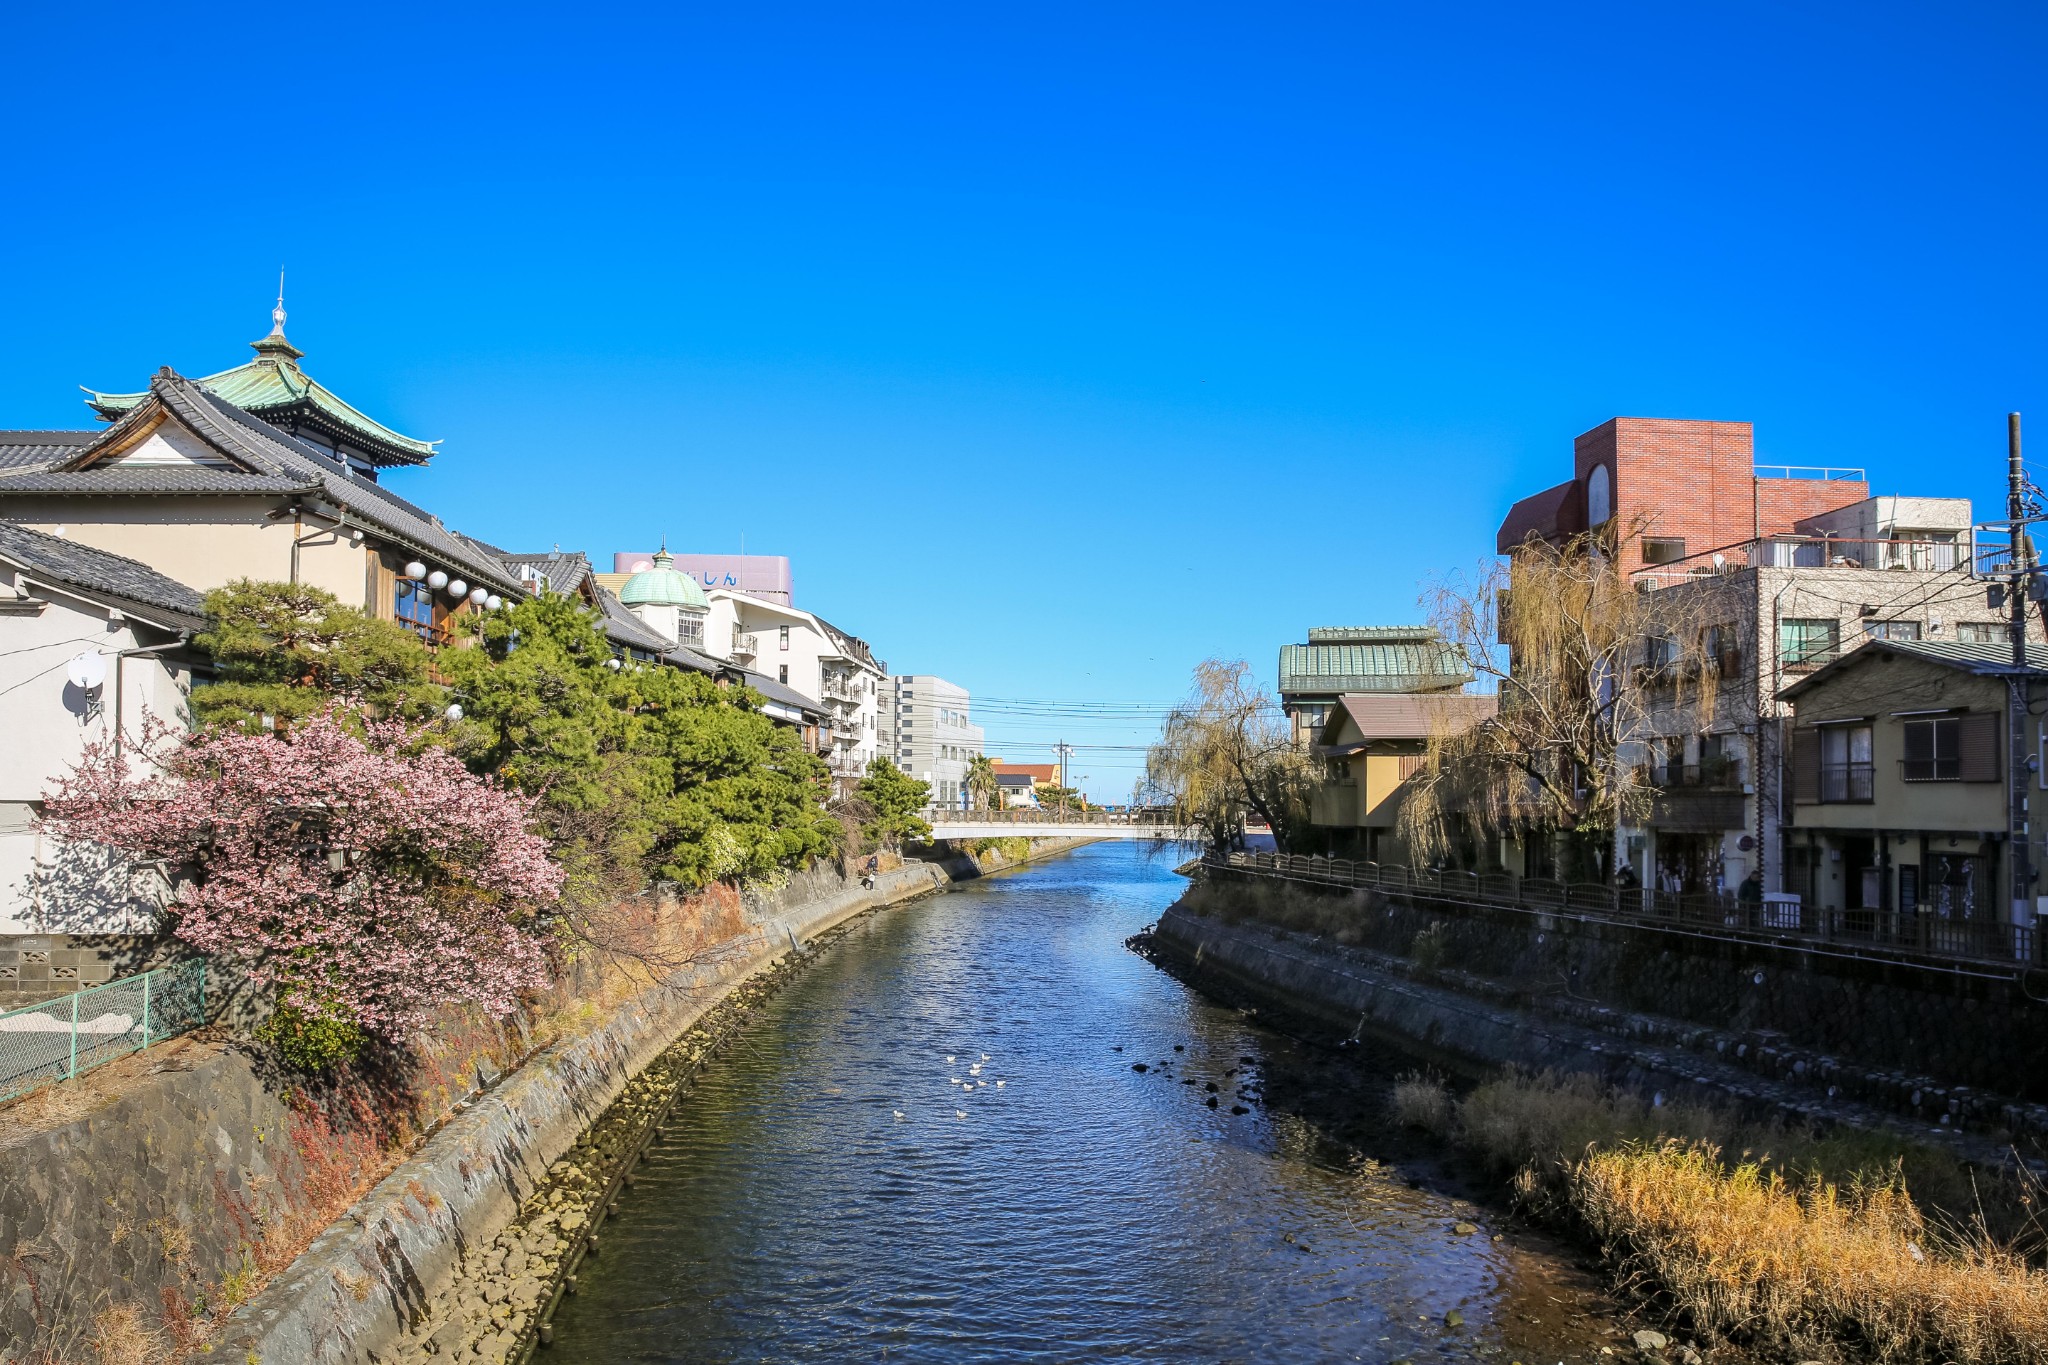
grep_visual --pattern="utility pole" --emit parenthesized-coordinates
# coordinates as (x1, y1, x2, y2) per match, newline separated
(2007, 412, 2035, 933)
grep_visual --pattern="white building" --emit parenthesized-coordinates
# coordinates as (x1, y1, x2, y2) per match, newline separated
(0, 523, 205, 932)
(701, 589, 886, 792)
(889, 675, 984, 810)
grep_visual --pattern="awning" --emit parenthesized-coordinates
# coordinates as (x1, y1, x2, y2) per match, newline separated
(1315, 742, 1371, 758)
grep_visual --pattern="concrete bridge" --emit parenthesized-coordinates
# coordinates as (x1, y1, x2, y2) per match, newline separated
(926, 809, 1189, 840)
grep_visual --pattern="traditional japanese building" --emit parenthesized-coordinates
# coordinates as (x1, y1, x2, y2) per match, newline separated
(82, 296, 436, 479)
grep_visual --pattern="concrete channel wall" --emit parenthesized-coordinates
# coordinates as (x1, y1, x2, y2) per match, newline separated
(1150, 885, 2045, 1172)
(200, 837, 1088, 1365)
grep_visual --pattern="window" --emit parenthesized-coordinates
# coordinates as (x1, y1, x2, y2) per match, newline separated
(1866, 620, 1922, 641)
(1586, 463, 1612, 526)
(393, 579, 438, 640)
(1642, 537, 1687, 565)
(1957, 621, 2001, 644)
(1780, 618, 1840, 669)
(1902, 717, 1960, 781)
(778, 665, 789, 684)
(1820, 724, 1874, 802)
(779, 626, 790, 650)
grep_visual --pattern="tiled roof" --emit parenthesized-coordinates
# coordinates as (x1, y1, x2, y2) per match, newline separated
(0, 371, 521, 596)
(0, 521, 207, 630)
(1779, 637, 2048, 699)
(596, 587, 680, 655)
(86, 330, 437, 468)
(0, 431, 96, 471)
(1278, 628, 1472, 698)
(1322, 693, 1496, 743)
(503, 551, 593, 599)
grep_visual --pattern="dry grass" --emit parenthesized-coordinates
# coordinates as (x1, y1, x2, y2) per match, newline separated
(88, 1303, 168, 1365)
(1391, 1069, 2048, 1362)
(1390, 1072, 1455, 1135)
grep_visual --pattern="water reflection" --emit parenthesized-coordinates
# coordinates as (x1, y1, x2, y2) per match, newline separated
(547, 844, 1619, 1363)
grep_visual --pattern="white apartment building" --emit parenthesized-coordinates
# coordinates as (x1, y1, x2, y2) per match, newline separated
(702, 589, 886, 792)
(889, 675, 984, 810)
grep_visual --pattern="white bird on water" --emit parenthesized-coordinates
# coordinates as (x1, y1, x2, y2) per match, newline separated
(893, 1111, 905, 1121)
(955, 1109, 967, 1120)
(980, 1053, 991, 1062)
(996, 1080, 1005, 1088)
(946, 1055, 955, 1063)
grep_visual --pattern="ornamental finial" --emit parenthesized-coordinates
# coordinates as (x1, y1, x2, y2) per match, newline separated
(271, 269, 287, 335)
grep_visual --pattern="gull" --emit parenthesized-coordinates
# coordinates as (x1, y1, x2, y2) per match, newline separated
(946, 1055, 955, 1063)
(969, 1065, 982, 1076)
(893, 1111, 905, 1121)
(955, 1110, 967, 1120)
(996, 1080, 1005, 1088)
(980, 1053, 990, 1061)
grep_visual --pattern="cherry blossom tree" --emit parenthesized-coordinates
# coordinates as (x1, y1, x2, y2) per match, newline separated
(41, 709, 563, 1040)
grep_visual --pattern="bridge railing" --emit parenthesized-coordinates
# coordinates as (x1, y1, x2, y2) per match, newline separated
(927, 807, 1184, 827)
(1203, 850, 2038, 973)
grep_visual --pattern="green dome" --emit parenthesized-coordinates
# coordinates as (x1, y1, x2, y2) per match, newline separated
(619, 548, 709, 609)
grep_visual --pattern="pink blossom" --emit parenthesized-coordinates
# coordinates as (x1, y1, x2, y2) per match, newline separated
(42, 710, 563, 1039)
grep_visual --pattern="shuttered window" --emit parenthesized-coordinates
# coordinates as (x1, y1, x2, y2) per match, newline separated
(1901, 717, 1960, 781)
(1957, 711, 2000, 782)
(1792, 728, 1820, 804)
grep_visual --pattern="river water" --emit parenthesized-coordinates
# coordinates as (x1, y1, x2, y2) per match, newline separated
(546, 843, 1623, 1363)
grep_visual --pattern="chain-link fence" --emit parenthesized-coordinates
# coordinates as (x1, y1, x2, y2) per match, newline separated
(0, 960, 207, 1104)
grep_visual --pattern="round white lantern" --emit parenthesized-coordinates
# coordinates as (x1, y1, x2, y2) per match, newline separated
(484, 594, 503, 611)
(468, 586, 489, 605)
(426, 570, 449, 591)
(403, 561, 427, 580)
(446, 579, 468, 599)
(445, 703, 464, 721)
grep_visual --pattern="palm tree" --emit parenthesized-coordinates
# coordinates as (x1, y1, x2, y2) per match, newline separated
(965, 753, 1001, 811)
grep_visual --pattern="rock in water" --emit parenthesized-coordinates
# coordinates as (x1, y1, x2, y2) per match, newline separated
(1633, 1329, 1669, 1352)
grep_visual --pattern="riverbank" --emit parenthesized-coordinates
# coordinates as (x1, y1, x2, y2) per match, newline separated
(1145, 879, 2048, 1363)
(195, 839, 1093, 1365)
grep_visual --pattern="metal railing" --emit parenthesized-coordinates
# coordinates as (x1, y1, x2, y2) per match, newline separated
(1752, 464, 1868, 482)
(1631, 535, 1969, 591)
(930, 807, 1184, 827)
(1206, 851, 2038, 971)
(0, 961, 207, 1104)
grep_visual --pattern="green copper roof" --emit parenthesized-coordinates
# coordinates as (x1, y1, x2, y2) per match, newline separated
(1278, 626, 1472, 698)
(620, 548, 710, 609)
(84, 310, 438, 468)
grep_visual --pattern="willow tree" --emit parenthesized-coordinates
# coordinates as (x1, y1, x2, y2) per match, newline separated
(1400, 525, 1726, 878)
(1148, 659, 1317, 851)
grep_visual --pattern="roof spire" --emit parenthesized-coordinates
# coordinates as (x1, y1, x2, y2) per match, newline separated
(653, 536, 673, 568)
(251, 268, 304, 362)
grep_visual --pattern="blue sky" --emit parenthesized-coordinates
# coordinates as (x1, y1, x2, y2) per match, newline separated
(3, 3, 2044, 798)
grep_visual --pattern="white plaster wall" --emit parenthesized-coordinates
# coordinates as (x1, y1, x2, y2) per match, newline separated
(0, 582, 189, 932)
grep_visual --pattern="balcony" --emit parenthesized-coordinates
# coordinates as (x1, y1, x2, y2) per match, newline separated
(1631, 534, 1969, 592)
(730, 631, 760, 661)
(821, 675, 863, 704)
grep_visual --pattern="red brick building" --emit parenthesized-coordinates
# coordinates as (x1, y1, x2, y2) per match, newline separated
(1496, 417, 1869, 564)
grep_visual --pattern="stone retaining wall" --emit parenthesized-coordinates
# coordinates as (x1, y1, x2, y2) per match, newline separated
(1151, 891, 2039, 1173)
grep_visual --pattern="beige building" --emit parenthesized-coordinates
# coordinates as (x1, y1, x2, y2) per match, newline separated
(1778, 638, 2044, 956)
(1311, 693, 1496, 862)
(0, 368, 524, 635)
(1623, 494, 2026, 896)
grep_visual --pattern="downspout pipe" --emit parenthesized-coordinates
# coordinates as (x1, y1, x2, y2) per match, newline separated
(113, 633, 193, 768)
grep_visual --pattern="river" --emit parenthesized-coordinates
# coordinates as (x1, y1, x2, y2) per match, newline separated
(545, 843, 1625, 1363)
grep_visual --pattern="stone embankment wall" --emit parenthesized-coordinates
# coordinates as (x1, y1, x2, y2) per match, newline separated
(1154, 875, 2048, 1165)
(0, 841, 1086, 1365)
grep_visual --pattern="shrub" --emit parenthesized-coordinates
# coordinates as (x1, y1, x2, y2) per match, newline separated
(256, 1004, 369, 1072)
(1390, 1072, 1454, 1135)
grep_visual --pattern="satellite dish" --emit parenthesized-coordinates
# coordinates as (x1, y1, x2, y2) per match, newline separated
(67, 652, 107, 691)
